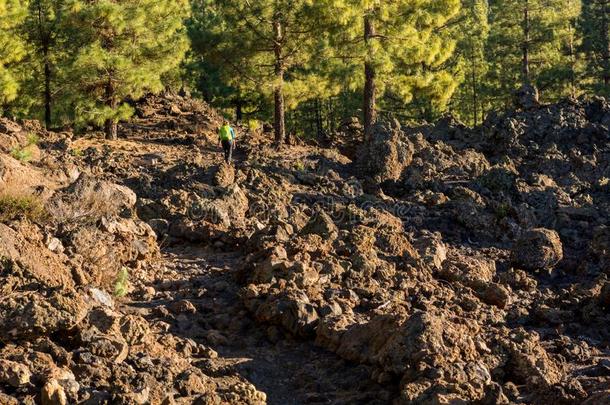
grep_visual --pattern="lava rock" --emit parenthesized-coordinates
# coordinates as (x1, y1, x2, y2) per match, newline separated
(512, 228, 563, 271)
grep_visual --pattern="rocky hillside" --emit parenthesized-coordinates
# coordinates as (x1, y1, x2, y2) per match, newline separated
(0, 93, 609, 404)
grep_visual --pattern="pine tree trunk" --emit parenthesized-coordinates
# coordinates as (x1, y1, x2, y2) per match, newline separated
(315, 98, 322, 137)
(602, 0, 610, 88)
(567, 9, 577, 98)
(105, 118, 118, 140)
(364, 15, 377, 140)
(522, 0, 531, 85)
(105, 79, 118, 140)
(274, 80, 286, 146)
(273, 18, 286, 147)
(37, 0, 52, 129)
(471, 49, 479, 126)
(43, 48, 52, 129)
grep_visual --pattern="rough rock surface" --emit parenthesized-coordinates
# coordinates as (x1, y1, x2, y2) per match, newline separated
(512, 228, 564, 271)
(1, 93, 609, 404)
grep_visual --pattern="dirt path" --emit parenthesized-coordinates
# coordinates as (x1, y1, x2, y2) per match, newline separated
(127, 246, 391, 405)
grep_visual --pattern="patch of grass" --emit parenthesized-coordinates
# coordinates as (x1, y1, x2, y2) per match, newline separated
(10, 147, 33, 163)
(10, 133, 41, 163)
(294, 160, 306, 172)
(70, 148, 84, 157)
(114, 267, 130, 297)
(26, 133, 40, 146)
(0, 194, 49, 223)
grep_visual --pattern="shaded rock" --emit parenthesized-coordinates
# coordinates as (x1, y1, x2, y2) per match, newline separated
(414, 232, 447, 270)
(512, 228, 563, 271)
(357, 122, 414, 182)
(174, 369, 217, 397)
(148, 218, 170, 236)
(213, 163, 235, 188)
(482, 283, 511, 309)
(120, 315, 151, 345)
(168, 300, 197, 315)
(599, 282, 610, 308)
(501, 329, 564, 387)
(513, 83, 540, 110)
(50, 173, 137, 218)
(583, 390, 610, 405)
(301, 211, 338, 240)
(0, 290, 89, 341)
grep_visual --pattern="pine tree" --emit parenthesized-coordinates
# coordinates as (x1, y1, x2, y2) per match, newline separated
(448, 0, 490, 126)
(330, 1, 462, 138)
(0, 0, 27, 107)
(580, 0, 610, 96)
(190, 0, 339, 146)
(537, 0, 582, 99)
(20, 0, 67, 127)
(486, 0, 582, 106)
(64, 0, 189, 139)
(187, 0, 262, 122)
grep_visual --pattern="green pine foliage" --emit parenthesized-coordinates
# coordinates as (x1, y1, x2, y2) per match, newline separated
(580, 0, 610, 96)
(189, 0, 341, 145)
(326, 1, 462, 133)
(486, 0, 582, 107)
(64, 0, 190, 139)
(15, 0, 68, 127)
(187, 0, 261, 120)
(3, 0, 610, 134)
(0, 0, 27, 106)
(448, 0, 491, 126)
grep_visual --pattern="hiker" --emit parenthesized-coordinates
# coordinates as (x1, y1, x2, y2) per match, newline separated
(218, 120, 236, 164)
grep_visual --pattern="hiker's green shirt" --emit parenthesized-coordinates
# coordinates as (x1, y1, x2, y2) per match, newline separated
(219, 125, 236, 141)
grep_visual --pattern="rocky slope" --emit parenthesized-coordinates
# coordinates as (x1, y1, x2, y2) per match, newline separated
(0, 93, 609, 404)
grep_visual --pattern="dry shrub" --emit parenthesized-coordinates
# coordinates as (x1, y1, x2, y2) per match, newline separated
(0, 192, 49, 223)
(47, 187, 121, 226)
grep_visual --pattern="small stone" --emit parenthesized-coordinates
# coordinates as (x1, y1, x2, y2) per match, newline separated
(89, 288, 114, 308)
(142, 286, 156, 300)
(204, 330, 228, 346)
(482, 283, 511, 309)
(168, 300, 197, 315)
(41, 379, 67, 405)
(46, 237, 64, 254)
(0, 360, 31, 387)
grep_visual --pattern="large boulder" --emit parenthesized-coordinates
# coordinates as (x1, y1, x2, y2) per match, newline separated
(513, 83, 540, 110)
(357, 121, 414, 182)
(0, 289, 89, 341)
(49, 174, 137, 220)
(512, 228, 563, 271)
(0, 154, 52, 193)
